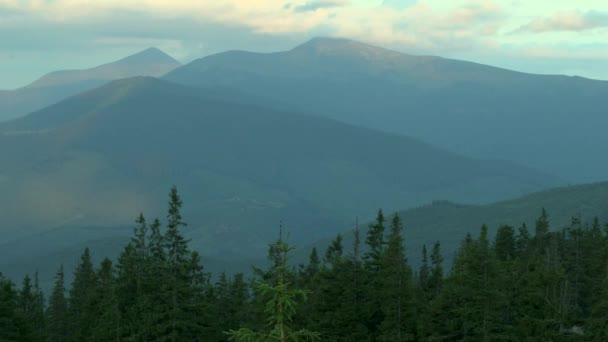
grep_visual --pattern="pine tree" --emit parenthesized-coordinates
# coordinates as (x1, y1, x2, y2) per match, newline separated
(515, 223, 531, 257)
(17, 273, 47, 340)
(589, 261, 608, 340)
(362, 209, 387, 338)
(0, 273, 24, 341)
(47, 265, 68, 342)
(430, 226, 505, 341)
(378, 213, 415, 341)
(30, 272, 47, 340)
(364, 209, 385, 271)
(68, 247, 98, 341)
(324, 234, 344, 264)
(418, 245, 430, 290)
(314, 234, 350, 338)
(494, 225, 515, 261)
(226, 236, 320, 341)
(534, 208, 550, 247)
(91, 258, 121, 341)
(151, 186, 207, 340)
(296, 248, 321, 330)
(428, 241, 443, 299)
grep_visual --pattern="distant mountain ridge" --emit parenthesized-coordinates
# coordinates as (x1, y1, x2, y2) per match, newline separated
(307, 181, 608, 270)
(26, 48, 180, 89)
(0, 47, 180, 121)
(165, 37, 608, 182)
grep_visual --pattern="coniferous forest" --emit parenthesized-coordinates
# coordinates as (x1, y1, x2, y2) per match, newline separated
(2, 187, 608, 341)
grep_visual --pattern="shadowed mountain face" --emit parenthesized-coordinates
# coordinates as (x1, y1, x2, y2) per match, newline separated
(0, 48, 180, 121)
(165, 37, 608, 182)
(0, 76, 558, 285)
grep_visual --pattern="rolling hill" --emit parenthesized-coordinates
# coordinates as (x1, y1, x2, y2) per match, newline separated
(0, 76, 557, 287)
(164, 37, 608, 182)
(0, 48, 180, 121)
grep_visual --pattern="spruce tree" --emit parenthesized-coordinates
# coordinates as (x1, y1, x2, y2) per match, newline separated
(428, 241, 443, 299)
(362, 209, 386, 337)
(0, 273, 24, 341)
(30, 272, 47, 340)
(91, 258, 121, 341)
(226, 236, 320, 341)
(47, 265, 68, 342)
(153, 186, 207, 340)
(418, 245, 430, 290)
(494, 225, 516, 261)
(68, 247, 98, 341)
(364, 209, 385, 271)
(378, 213, 415, 341)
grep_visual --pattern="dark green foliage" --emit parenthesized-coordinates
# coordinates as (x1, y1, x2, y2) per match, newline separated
(0, 273, 25, 341)
(226, 236, 320, 342)
(5, 194, 608, 341)
(364, 209, 385, 272)
(378, 214, 416, 341)
(68, 247, 98, 340)
(418, 245, 430, 289)
(428, 241, 443, 299)
(47, 265, 68, 342)
(494, 225, 516, 261)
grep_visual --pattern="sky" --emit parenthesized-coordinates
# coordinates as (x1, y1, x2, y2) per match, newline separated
(1, 0, 608, 89)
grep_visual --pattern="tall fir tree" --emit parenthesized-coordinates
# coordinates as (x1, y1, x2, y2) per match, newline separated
(68, 247, 98, 341)
(364, 209, 386, 271)
(378, 214, 416, 341)
(226, 235, 320, 341)
(47, 265, 68, 342)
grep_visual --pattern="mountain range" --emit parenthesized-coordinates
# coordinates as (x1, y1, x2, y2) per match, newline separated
(2, 37, 607, 290)
(0, 47, 180, 121)
(0, 74, 558, 289)
(165, 37, 608, 182)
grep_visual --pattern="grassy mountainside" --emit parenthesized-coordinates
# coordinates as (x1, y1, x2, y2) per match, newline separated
(0, 76, 557, 286)
(165, 37, 608, 182)
(0, 48, 180, 121)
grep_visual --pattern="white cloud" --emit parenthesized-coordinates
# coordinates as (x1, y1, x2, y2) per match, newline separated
(1, 0, 608, 86)
(513, 10, 608, 33)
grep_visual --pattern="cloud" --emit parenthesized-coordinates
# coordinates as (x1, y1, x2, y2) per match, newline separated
(0, 0, 507, 53)
(513, 10, 608, 33)
(328, 1, 505, 53)
(3, 0, 608, 87)
(294, 0, 348, 12)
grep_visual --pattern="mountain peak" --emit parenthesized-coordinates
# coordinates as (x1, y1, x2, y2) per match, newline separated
(290, 36, 408, 61)
(24, 48, 180, 90)
(117, 47, 180, 66)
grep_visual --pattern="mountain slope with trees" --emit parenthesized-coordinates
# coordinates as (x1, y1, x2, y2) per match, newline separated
(309, 181, 608, 270)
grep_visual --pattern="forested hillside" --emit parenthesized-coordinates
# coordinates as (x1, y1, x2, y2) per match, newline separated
(2, 187, 608, 340)
(307, 181, 608, 271)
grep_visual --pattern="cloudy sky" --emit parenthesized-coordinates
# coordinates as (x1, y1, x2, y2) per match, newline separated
(1, 0, 608, 88)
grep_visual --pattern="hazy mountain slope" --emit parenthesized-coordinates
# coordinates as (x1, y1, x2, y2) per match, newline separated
(0, 77, 558, 282)
(165, 37, 608, 182)
(309, 181, 608, 270)
(0, 48, 180, 121)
